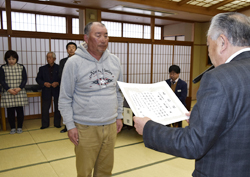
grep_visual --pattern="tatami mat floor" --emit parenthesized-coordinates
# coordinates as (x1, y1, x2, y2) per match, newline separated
(0, 100, 197, 177)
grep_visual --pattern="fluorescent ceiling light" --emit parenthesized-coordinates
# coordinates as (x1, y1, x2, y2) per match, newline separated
(110, 5, 176, 17)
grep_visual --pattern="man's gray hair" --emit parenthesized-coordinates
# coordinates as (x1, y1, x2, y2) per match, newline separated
(207, 12, 250, 47)
(84, 22, 106, 36)
(47, 51, 56, 58)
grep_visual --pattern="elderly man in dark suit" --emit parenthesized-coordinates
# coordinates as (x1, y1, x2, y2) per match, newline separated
(36, 52, 61, 129)
(134, 12, 250, 177)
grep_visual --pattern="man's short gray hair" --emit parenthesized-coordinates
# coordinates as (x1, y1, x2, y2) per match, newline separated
(207, 12, 250, 47)
(84, 22, 106, 36)
(47, 52, 56, 58)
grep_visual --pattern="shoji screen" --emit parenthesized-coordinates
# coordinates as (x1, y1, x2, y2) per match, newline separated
(108, 42, 128, 83)
(51, 39, 83, 63)
(11, 37, 50, 116)
(0, 37, 8, 65)
(102, 21, 122, 37)
(0, 37, 8, 117)
(152, 44, 191, 95)
(173, 45, 191, 95)
(123, 24, 143, 38)
(129, 43, 151, 83)
(72, 18, 79, 34)
(12, 38, 50, 84)
(36, 15, 66, 33)
(152, 44, 173, 83)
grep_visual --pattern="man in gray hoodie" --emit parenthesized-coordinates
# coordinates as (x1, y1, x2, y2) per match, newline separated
(59, 22, 124, 177)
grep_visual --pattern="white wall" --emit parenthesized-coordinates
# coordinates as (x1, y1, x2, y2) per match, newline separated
(163, 23, 194, 41)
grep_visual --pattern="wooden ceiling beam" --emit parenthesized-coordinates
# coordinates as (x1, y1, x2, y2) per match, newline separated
(207, 0, 234, 10)
(238, 5, 250, 13)
(117, 0, 223, 16)
(10, 0, 197, 23)
(178, 0, 190, 6)
(12, 0, 250, 18)
(11, 0, 86, 9)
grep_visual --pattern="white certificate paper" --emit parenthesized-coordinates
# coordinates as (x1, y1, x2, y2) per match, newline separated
(118, 81, 189, 125)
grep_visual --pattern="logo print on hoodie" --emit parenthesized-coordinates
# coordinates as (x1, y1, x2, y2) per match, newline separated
(89, 69, 113, 87)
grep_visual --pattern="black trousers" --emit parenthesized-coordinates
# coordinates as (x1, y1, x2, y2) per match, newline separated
(41, 97, 61, 127)
(7, 106, 24, 129)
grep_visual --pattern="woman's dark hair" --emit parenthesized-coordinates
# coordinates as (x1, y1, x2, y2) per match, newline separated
(4, 50, 19, 64)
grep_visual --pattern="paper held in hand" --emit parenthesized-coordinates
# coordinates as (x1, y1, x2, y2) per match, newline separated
(117, 81, 189, 125)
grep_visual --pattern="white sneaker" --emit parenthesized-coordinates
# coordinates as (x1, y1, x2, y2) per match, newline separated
(17, 128, 23, 134)
(10, 128, 16, 134)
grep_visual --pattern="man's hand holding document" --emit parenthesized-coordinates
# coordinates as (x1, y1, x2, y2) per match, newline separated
(118, 81, 189, 125)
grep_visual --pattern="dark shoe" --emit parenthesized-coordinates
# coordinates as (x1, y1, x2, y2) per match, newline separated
(40, 126, 48, 129)
(60, 128, 67, 133)
(54, 125, 61, 128)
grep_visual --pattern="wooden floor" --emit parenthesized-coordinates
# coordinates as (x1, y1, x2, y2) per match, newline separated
(0, 101, 196, 177)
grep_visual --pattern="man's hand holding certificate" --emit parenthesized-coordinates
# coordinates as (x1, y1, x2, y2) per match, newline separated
(117, 81, 189, 126)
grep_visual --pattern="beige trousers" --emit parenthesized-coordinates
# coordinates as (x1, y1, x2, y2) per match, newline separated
(75, 122, 117, 177)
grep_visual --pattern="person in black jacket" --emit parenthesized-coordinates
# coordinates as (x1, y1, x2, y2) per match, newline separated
(36, 52, 61, 129)
(165, 65, 187, 127)
(58, 42, 77, 133)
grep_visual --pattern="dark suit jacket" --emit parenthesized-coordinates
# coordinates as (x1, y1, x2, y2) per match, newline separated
(36, 64, 60, 99)
(166, 78, 187, 106)
(143, 51, 250, 177)
(58, 57, 68, 80)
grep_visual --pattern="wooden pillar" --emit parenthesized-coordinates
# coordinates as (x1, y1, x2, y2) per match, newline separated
(150, 17, 155, 83)
(97, 10, 101, 22)
(5, 0, 12, 50)
(66, 16, 72, 34)
(79, 9, 85, 34)
(150, 17, 155, 42)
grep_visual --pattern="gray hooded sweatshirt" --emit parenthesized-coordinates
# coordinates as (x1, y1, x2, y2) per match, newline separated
(58, 42, 124, 130)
